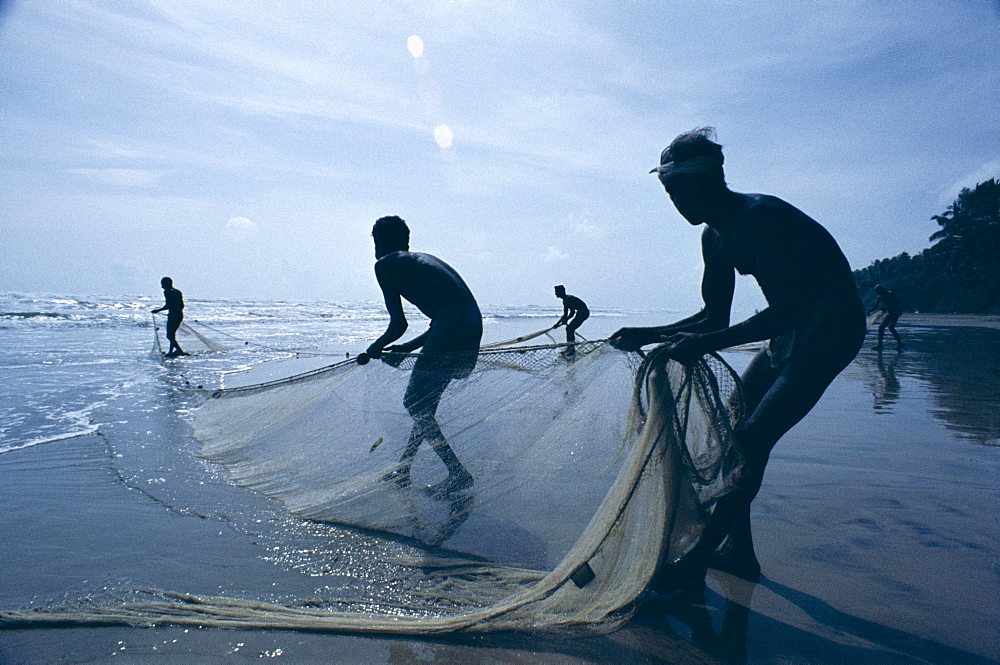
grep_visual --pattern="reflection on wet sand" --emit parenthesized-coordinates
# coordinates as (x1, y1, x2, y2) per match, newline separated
(636, 574, 754, 664)
(858, 323, 1000, 445)
(635, 569, 995, 664)
(861, 349, 902, 412)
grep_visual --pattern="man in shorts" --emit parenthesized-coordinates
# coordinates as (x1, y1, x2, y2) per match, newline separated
(362, 216, 482, 496)
(152, 277, 186, 357)
(868, 284, 905, 351)
(553, 285, 590, 355)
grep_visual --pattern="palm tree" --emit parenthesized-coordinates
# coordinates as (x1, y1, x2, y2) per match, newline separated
(854, 178, 1000, 314)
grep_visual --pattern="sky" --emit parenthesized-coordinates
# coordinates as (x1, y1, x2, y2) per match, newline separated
(1, 0, 997, 314)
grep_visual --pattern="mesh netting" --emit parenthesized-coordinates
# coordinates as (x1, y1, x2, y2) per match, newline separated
(1, 339, 743, 633)
(151, 314, 232, 358)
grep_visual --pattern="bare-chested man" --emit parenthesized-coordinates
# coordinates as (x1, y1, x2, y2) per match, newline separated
(360, 216, 482, 496)
(553, 285, 589, 355)
(610, 128, 865, 586)
(868, 284, 905, 351)
(151, 277, 186, 357)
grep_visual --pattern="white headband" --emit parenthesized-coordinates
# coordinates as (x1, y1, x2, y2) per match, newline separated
(649, 154, 723, 180)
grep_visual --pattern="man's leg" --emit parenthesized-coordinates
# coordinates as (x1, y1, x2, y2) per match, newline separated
(384, 370, 443, 484)
(680, 354, 847, 581)
(651, 349, 775, 591)
(710, 348, 776, 558)
(875, 319, 888, 350)
(564, 320, 578, 355)
(890, 326, 904, 348)
(388, 417, 428, 486)
(886, 313, 903, 348)
(427, 431, 474, 494)
(390, 367, 472, 492)
(419, 371, 472, 489)
(695, 349, 781, 577)
(564, 312, 588, 354)
(166, 316, 184, 354)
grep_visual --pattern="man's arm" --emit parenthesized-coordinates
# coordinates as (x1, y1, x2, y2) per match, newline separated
(154, 289, 183, 313)
(366, 263, 408, 357)
(670, 305, 794, 358)
(663, 223, 812, 363)
(610, 229, 734, 351)
(386, 329, 429, 354)
(554, 302, 571, 327)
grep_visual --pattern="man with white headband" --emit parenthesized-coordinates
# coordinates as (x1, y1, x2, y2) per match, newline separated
(648, 152, 724, 182)
(611, 128, 865, 589)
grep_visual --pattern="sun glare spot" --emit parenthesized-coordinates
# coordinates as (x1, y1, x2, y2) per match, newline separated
(407, 35, 424, 58)
(434, 124, 453, 149)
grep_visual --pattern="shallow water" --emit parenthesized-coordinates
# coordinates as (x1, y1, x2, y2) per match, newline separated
(1, 295, 997, 663)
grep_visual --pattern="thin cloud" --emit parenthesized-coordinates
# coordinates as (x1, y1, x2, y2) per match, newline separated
(569, 212, 606, 240)
(543, 247, 567, 263)
(226, 216, 256, 230)
(67, 168, 163, 188)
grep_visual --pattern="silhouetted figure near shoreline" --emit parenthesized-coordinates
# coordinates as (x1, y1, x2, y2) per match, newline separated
(869, 284, 904, 351)
(610, 128, 865, 587)
(553, 285, 589, 355)
(360, 216, 482, 497)
(152, 277, 186, 357)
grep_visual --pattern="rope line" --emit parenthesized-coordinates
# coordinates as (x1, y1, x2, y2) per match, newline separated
(188, 339, 616, 397)
(189, 318, 344, 356)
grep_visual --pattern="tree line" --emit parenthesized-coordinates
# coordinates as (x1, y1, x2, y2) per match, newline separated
(853, 178, 999, 314)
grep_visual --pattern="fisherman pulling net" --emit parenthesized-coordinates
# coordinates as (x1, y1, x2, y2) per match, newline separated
(0, 338, 744, 633)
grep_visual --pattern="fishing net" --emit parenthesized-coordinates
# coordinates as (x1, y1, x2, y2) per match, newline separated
(151, 314, 232, 359)
(866, 310, 886, 327)
(1, 339, 743, 633)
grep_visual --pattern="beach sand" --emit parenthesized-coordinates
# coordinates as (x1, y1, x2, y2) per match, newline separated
(1, 316, 997, 663)
(897, 313, 1000, 330)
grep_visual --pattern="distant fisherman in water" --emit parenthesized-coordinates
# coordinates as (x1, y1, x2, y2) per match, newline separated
(610, 128, 865, 587)
(152, 277, 187, 357)
(868, 284, 905, 351)
(553, 285, 589, 356)
(360, 216, 482, 496)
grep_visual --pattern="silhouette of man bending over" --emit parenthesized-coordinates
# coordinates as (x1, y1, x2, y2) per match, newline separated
(868, 284, 904, 351)
(152, 277, 186, 357)
(610, 128, 865, 587)
(361, 216, 482, 496)
(553, 285, 589, 355)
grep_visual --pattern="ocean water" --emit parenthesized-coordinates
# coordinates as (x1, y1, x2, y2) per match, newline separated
(1, 293, 997, 663)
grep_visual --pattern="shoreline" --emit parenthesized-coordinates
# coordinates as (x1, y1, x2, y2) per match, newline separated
(898, 313, 1000, 329)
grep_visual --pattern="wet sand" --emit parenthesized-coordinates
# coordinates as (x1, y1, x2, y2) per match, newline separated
(1, 316, 997, 663)
(899, 313, 1000, 330)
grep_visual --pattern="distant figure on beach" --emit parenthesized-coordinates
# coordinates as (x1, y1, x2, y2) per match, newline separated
(610, 128, 865, 587)
(361, 216, 483, 496)
(151, 277, 186, 357)
(553, 285, 590, 354)
(868, 284, 904, 351)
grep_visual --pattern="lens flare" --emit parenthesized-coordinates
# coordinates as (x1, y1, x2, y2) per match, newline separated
(434, 124, 453, 149)
(407, 35, 424, 58)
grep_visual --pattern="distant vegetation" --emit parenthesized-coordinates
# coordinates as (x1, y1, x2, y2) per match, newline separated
(853, 178, 1000, 314)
